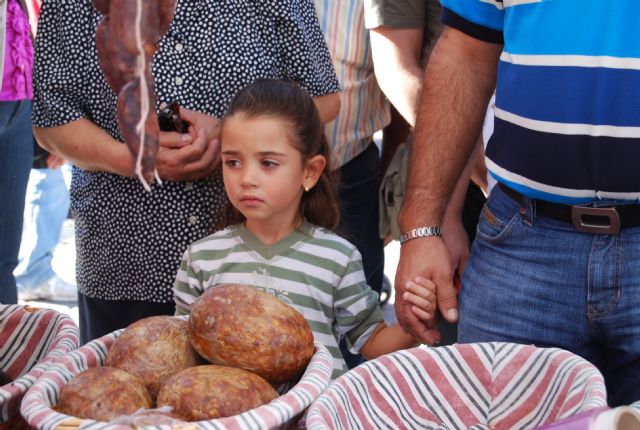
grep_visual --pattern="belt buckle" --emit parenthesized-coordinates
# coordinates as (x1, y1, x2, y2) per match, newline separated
(571, 206, 620, 234)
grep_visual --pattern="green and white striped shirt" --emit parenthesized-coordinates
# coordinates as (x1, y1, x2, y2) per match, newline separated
(174, 221, 383, 379)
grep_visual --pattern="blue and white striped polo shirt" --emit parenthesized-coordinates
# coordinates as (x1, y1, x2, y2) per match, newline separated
(441, 0, 640, 204)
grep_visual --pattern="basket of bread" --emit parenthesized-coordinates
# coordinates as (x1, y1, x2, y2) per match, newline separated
(20, 285, 333, 430)
(1, 304, 79, 430)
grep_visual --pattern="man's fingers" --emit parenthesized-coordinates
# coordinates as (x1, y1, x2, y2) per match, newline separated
(411, 324, 441, 345)
(436, 279, 459, 323)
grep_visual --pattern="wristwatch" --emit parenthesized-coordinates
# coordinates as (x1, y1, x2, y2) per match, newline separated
(399, 226, 442, 244)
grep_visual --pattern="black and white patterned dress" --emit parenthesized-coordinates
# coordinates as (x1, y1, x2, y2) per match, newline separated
(31, 0, 339, 303)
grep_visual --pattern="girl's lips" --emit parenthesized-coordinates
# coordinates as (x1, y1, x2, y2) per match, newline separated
(239, 196, 263, 206)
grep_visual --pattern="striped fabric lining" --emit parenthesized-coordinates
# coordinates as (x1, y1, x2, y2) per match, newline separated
(20, 326, 333, 430)
(306, 343, 607, 430)
(0, 304, 79, 423)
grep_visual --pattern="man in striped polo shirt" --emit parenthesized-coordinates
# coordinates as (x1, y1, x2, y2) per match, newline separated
(395, 0, 640, 406)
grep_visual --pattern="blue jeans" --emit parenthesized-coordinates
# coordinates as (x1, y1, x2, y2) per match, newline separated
(0, 100, 33, 304)
(336, 142, 384, 369)
(14, 165, 72, 291)
(460, 184, 640, 406)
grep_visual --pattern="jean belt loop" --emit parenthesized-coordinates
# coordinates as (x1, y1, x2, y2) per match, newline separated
(524, 195, 536, 225)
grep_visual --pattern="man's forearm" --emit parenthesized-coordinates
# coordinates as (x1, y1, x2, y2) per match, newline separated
(399, 27, 501, 231)
(370, 27, 424, 126)
(34, 118, 135, 176)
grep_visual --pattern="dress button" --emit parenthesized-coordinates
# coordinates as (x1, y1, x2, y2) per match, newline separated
(185, 182, 193, 190)
(175, 76, 184, 86)
(175, 43, 183, 53)
(188, 215, 198, 225)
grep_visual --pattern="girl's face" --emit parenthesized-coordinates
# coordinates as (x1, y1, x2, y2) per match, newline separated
(220, 113, 323, 234)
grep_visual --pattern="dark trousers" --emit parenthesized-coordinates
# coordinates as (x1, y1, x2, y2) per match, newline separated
(336, 142, 384, 368)
(78, 292, 175, 344)
(0, 100, 33, 304)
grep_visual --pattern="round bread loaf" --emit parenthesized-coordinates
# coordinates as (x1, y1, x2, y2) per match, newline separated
(105, 316, 201, 400)
(188, 284, 315, 384)
(58, 367, 152, 421)
(156, 365, 278, 421)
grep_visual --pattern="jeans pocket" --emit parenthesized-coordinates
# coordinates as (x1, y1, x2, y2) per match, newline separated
(476, 193, 522, 243)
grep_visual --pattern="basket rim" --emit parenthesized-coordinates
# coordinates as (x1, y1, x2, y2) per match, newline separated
(21, 324, 333, 430)
(305, 342, 608, 430)
(0, 305, 79, 423)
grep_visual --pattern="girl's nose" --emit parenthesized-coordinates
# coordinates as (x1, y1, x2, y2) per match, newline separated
(240, 166, 257, 187)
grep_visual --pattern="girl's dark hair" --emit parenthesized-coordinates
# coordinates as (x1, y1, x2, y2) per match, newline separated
(219, 79, 339, 231)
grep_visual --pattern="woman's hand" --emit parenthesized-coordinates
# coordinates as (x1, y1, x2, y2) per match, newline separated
(156, 109, 221, 182)
(180, 107, 221, 145)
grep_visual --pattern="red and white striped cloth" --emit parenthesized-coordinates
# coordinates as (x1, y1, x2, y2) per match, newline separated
(0, 304, 79, 423)
(306, 342, 607, 430)
(20, 327, 333, 430)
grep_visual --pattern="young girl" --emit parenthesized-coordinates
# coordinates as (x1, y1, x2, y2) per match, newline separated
(173, 79, 436, 378)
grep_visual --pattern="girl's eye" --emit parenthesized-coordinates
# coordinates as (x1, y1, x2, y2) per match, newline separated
(224, 159, 240, 168)
(261, 160, 279, 168)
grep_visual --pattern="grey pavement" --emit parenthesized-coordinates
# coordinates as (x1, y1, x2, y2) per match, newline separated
(19, 219, 399, 326)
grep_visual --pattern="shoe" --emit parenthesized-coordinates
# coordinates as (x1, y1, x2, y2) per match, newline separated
(18, 275, 78, 302)
(379, 275, 392, 305)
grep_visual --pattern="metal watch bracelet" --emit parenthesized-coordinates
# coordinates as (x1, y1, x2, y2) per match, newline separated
(399, 226, 442, 244)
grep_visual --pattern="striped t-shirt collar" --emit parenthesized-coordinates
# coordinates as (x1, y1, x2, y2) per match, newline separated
(236, 221, 314, 261)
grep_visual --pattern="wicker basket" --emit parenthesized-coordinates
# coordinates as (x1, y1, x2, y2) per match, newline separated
(20, 326, 333, 430)
(306, 342, 607, 430)
(0, 304, 79, 425)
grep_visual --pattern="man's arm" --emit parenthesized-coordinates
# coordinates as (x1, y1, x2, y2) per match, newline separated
(395, 26, 501, 342)
(369, 27, 423, 127)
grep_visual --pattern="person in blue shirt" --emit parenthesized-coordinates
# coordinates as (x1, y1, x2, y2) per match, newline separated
(395, 1, 640, 406)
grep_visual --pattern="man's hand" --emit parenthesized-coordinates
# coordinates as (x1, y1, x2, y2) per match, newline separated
(394, 236, 459, 344)
(442, 216, 470, 276)
(155, 110, 221, 182)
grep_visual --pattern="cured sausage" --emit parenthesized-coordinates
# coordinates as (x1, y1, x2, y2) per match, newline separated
(92, 0, 176, 190)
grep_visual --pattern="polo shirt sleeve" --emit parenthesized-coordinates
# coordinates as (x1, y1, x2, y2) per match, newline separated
(32, 0, 96, 127)
(364, 0, 426, 29)
(333, 247, 384, 354)
(440, 0, 504, 44)
(173, 246, 205, 317)
(267, 0, 340, 97)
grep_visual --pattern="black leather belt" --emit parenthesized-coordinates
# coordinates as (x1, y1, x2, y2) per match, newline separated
(498, 183, 640, 234)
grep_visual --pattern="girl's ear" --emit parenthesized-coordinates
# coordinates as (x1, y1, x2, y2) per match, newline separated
(303, 155, 326, 191)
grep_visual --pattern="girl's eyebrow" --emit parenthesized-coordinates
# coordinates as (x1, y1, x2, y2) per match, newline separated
(258, 151, 286, 157)
(220, 150, 287, 157)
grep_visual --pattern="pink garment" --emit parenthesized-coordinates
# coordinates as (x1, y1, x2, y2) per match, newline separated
(0, 0, 34, 101)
